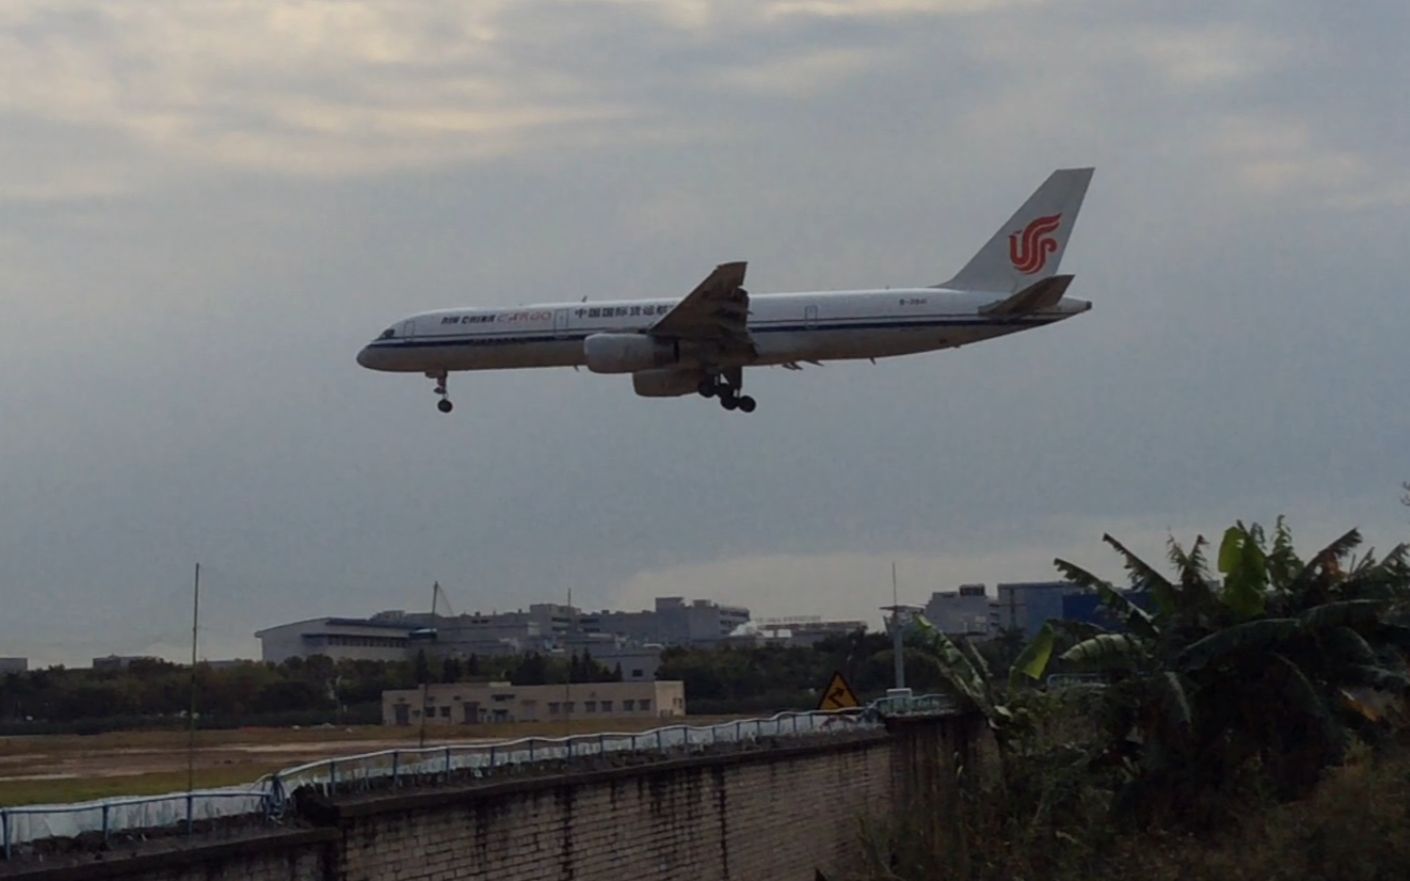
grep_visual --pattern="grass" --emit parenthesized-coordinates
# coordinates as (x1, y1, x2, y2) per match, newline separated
(0, 768, 271, 807)
(0, 715, 745, 807)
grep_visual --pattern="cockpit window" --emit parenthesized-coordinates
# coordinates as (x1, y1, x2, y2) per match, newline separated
(378, 327, 396, 340)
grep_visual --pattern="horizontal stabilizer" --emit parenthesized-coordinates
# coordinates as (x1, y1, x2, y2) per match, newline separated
(980, 274, 1073, 315)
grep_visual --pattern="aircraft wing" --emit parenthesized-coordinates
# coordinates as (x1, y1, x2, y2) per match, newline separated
(650, 261, 753, 351)
(979, 274, 1074, 315)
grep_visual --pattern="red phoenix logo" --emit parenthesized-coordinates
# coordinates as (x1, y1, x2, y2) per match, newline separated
(1008, 213, 1062, 275)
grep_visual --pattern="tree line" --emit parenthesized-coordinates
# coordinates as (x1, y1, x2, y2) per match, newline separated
(0, 648, 630, 734)
(2, 634, 955, 733)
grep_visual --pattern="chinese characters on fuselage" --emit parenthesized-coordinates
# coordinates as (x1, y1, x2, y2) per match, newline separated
(438, 304, 672, 326)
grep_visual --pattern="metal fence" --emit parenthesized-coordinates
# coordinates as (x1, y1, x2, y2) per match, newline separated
(2, 788, 270, 859)
(266, 706, 883, 806)
(2, 693, 957, 858)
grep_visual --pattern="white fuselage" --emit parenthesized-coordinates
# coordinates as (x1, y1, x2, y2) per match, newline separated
(356, 287, 1091, 374)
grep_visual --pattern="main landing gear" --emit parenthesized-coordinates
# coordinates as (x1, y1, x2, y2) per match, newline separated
(428, 370, 453, 413)
(698, 369, 757, 413)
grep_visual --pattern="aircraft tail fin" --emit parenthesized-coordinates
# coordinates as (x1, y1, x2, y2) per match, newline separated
(938, 167, 1093, 293)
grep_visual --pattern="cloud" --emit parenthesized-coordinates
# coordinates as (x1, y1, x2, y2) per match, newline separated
(3, 0, 1410, 669)
(0, 1, 630, 190)
(712, 48, 880, 98)
(765, 0, 1038, 19)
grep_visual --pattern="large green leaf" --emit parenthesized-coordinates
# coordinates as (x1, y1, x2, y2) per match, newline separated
(1267, 652, 1335, 727)
(962, 636, 993, 682)
(1218, 525, 1268, 619)
(1060, 633, 1149, 668)
(1344, 664, 1410, 694)
(1267, 652, 1347, 766)
(1299, 599, 1388, 631)
(1344, 544, 1410, 600)
(1376, 624, 1410, 652)
(909, 615, 992, 713)
(1054, 558, 1160, 639)
(1290, 528, 1363, 596)
(1156, 670, 1193, 731)
(1323, 626, 1377, 666)
(1009, 622, 1057, 689)
(1177, 618, 1301, 671)
(1104, 533, 1179, 615)
(1267, 517, 1303, 591)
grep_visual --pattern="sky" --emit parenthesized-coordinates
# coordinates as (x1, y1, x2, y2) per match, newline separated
(2, 0, 1407, 666)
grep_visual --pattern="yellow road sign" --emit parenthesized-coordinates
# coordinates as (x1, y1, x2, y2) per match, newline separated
(817, 670, 861, 710)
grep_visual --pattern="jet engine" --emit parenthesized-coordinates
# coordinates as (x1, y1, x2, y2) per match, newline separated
(583, 333, 678, 374)
(632, 368, 706, 397)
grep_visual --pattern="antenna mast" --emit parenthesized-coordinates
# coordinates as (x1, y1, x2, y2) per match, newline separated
(418, 581, 439, 749)
(186, 562, 201, 794)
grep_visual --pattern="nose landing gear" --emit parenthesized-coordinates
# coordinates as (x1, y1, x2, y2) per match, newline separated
(428, 370, 453, 413)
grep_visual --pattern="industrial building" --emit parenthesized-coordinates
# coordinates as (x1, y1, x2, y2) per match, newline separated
(917, 581, 1108, 639)
(255, 596, 751, 668)
(582, 645, 664, 682)
(922, 585, 992, 637)
(382, 680, 686, 726)
(0, 657, 27, 675)
(253, 618, 417, 664)
(586, 597, 751, 648)
(994, 581, 1080, 637)
(752, 618, 868, 647)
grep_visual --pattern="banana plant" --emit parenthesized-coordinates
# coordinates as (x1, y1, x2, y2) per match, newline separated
(1040, 520, 1410, 807)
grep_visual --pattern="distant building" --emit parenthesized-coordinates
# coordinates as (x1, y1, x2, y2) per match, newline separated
(91, 655, 162, 671)
(0, 658, 27, 675)
(754, 618, 868, 648)
(380, 604, 572, 657)
(590, 597, 750, 648)
(254, 618, 416, 664)
(924, 584, 992, 637)
(1061, 591, 1153, 631)
(994, 582, 1080, 637)
(257, 596, 753, 665)
(382, 680, 686, 726)
(589, 645, 664, 681)
(203, 659, 259, 670)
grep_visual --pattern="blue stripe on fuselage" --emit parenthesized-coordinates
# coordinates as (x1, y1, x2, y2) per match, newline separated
(363, 315, 1058, 350)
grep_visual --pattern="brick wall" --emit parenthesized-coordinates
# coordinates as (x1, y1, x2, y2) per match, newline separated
(334, 734, 900, 881)
(0, 830, 335, 881)
(7, 716, 983, 881)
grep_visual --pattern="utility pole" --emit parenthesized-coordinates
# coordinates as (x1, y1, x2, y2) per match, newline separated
(880, 562, 922, 692)
(564, 588, 573, 740)
(187, 562, 201, 794)
(418, 581, 439, 749)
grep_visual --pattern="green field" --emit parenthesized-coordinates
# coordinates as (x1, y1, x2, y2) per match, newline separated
(0, 717, 738, 806)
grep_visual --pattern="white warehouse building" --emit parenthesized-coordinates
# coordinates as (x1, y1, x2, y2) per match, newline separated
(254, 617, 416, 664)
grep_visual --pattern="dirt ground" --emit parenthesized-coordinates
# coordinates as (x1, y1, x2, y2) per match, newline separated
(0, 717, 735, 806)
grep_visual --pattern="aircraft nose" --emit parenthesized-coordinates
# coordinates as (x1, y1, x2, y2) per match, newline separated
(356, 345, 376, 368)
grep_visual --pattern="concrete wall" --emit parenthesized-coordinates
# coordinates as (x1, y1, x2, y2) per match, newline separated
(0, 830, 336, 881)
(8, 715, 983, 881)
(331, 735, 898, 881)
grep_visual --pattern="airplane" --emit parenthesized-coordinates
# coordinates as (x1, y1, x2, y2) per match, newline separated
(357, 167, 1094, 414)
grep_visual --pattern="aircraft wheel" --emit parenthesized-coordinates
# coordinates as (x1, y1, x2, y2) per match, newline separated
(698, 379, 717, 398)
(437, 399, 454, 414)
(738, 396, 757, 413)
(720, 395, 739, 411)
